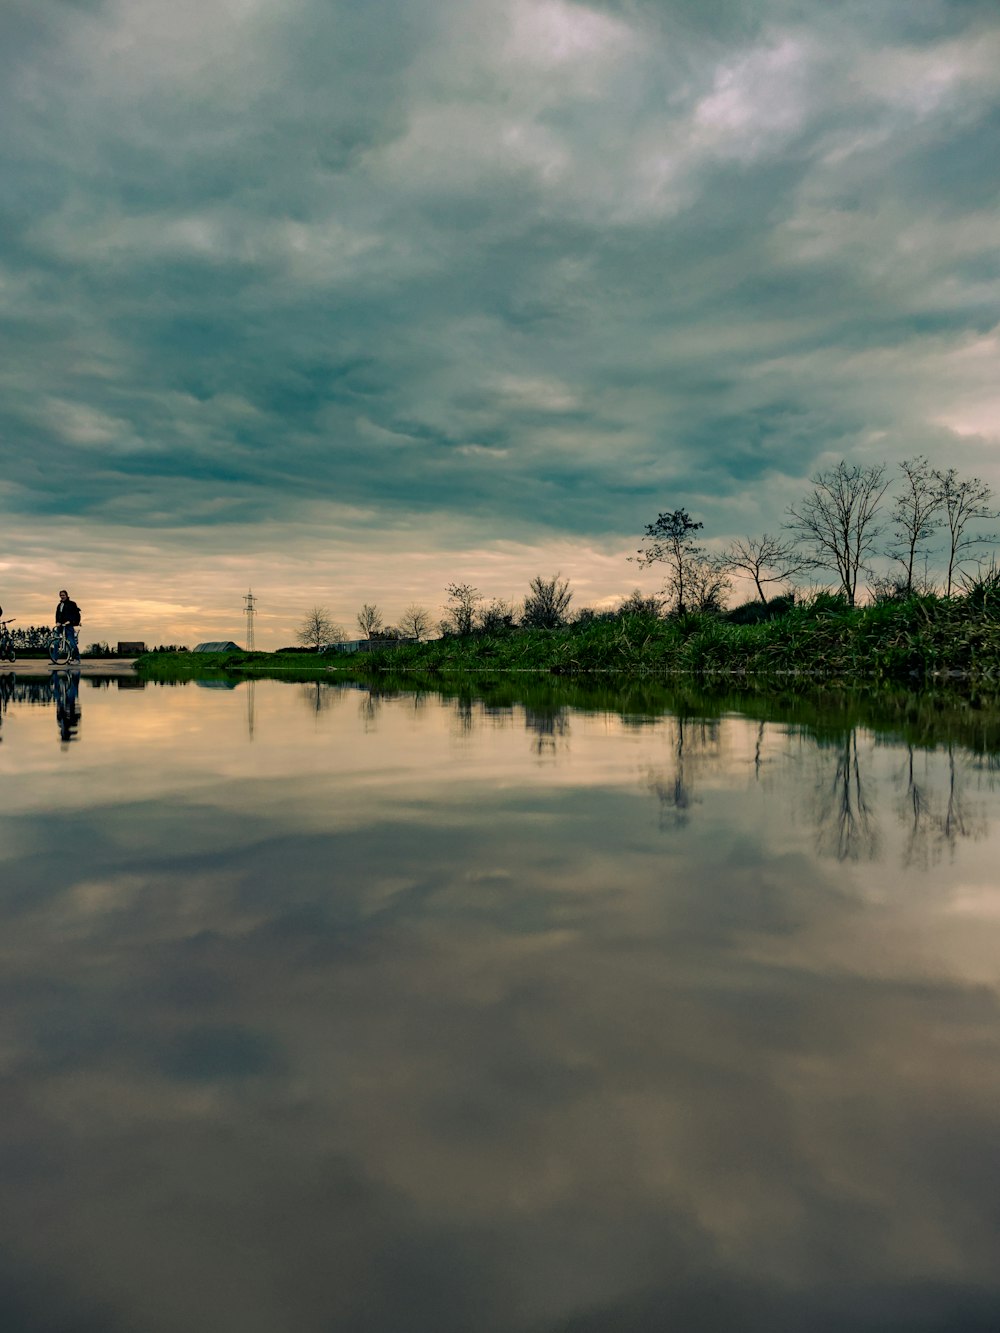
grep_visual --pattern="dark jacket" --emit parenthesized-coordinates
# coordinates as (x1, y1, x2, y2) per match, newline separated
(55, 598, 81, 627)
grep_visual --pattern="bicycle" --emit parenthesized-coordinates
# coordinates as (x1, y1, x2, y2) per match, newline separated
(49, 625, 80, 666)
(0, 619, 15, 664)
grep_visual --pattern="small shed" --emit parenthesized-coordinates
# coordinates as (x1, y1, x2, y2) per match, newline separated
(117, 641, 146, 655)
(193, 641, 242, 653)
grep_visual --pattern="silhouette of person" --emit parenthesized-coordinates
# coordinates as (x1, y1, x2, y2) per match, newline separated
(55, 589, 82, 663)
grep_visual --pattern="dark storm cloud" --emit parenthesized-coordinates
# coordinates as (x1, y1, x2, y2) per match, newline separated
(1, 0, 998, 558)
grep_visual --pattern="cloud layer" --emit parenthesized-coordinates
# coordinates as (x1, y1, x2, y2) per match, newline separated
(2, 0, 999, 640)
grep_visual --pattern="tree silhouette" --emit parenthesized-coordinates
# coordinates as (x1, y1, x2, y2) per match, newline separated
(634, 509, 706, 613)
(932, 467, 998, 595)
(356, 603, 384, 639)
(522, 574, 573, 629)
(785, 462, 888, 606)
(723, 533, 810, 602)
(442, 584, 481, 636)
(399, 604, 432, 641)
(297, 606, 341, 651)
(886, 456, 942, 595)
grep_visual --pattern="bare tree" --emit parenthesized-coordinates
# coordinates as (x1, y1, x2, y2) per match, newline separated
(785, 462, 889, 606)
(886, 456, 942, 594)
(522, 574, 573, 628)
(931, 467, 998, 595)
(356, 603, 384, 639)
(399, 604, 432, 641)
(297, 606, 342, 651)
(679, 556, 731, 613)
(633, 509, 705, 614)
(722, 533, 811, 603)
(441, 583, 481, 636)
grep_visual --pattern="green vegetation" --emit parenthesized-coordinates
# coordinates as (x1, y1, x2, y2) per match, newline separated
(135, 649, 337, 682)
(351, 582, 1000, 682)
(136, 578, 1000, 686)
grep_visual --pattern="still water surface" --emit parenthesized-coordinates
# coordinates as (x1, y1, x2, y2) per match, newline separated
(1, 672, 999, 1332)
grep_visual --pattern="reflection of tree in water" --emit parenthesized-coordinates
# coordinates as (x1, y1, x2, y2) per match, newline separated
(299, 680, 342, 717)
(523, 706, 569, 756)
(3, 679, 61, 704)
(754, 720, 767, 780)
(359, 690, 383, 730)
(646, 716, 721, 830)
(445, 695, 570, 754)
(897, 743, 988, 869)
(452, 695, 476, 736)
(813, 731, 879, 862)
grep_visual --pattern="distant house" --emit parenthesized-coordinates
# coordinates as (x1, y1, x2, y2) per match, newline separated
(193, 641, 242, 653)
(117, 641, 146, 656)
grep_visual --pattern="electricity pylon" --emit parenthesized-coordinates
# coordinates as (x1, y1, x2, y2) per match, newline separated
(243, 589, 257, 651)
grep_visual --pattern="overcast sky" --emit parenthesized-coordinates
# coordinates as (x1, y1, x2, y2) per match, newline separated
(2, 0, 998, 646)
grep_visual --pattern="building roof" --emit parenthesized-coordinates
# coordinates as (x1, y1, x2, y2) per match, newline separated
(193, 641, 242, 653)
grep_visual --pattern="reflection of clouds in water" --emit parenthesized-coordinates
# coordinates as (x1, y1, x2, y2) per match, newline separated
(2, 806, 1000, 1332)
(0, 685, 999, 1329)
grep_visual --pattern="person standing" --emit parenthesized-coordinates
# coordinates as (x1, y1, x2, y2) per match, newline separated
(55, 589, 82, 663)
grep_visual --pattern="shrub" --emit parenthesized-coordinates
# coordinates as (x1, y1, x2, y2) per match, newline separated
(724, 594, 795, 625)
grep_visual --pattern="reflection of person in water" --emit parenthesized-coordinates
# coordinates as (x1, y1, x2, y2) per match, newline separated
(0, 671, 14, 742)
(54, 670, 82, 745)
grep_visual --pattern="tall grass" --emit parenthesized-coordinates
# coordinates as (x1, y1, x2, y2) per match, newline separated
(347, 588, 1000, 681)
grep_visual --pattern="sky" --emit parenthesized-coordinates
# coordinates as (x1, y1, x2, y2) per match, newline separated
(2, 0, 999, 648)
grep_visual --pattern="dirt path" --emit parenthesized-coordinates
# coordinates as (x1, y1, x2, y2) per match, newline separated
(5, 658, 138, 675)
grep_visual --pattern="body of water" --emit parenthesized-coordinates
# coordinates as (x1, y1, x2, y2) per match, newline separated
(1, 671, 999, 1332)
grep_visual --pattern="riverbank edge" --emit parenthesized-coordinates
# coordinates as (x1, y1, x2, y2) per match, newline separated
(135, 594, 1000, 686)
(3, 658, 139, 676)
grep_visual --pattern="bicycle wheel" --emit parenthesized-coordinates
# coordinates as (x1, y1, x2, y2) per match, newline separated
(1, 639, 13, 663)
(49, 632, 71, 665)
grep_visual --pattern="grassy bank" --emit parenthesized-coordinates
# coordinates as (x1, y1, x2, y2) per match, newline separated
(350, 590, 1000, 681)
(134, 650, 335, 682)
(135, 588, 1000, 685)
